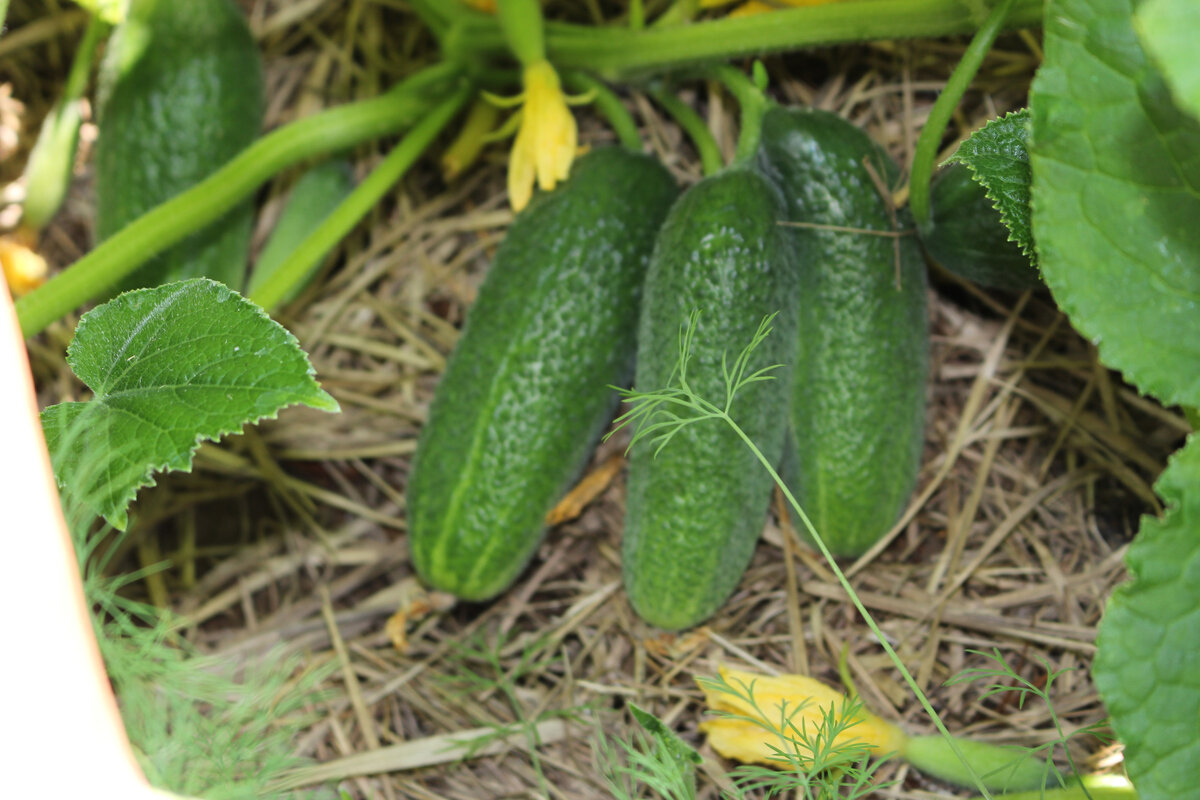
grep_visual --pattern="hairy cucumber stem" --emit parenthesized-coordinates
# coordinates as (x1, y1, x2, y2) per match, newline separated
(909, 0, 1017, 229)
(650, 86, 722, 176)
(248, 86, 473, 311)
(708, 64, 768, 165)
(445, 0, 1043, 79)
(563, 72, 643, 151)
(16, 62, 461, 338)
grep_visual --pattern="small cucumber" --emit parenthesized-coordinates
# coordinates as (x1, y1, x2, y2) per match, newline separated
(921, 163, 1040, 290)
(757, 107, 928, 558)
(95, 0, 263, 291)
(408, 148, 678, 601)
(246, 159, 355, 304)
(623, 166, 798, 630)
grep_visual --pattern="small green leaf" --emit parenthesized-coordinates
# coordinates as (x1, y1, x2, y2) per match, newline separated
(946, 109, 1034, 259)
(1030, 0, 1200, 409)
(42, 279, 338, 528)
(1136, 0, 1200, 122)
(629, 703, 702, 768)
(1093, 434, 1200, 800)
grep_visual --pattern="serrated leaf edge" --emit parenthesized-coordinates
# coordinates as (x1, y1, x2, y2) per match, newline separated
(945, 110, 1038, 263)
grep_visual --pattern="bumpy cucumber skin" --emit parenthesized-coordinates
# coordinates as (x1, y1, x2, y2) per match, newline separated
(757, 107, 928, 558)
(922, 163, 1040, 290)
(408, 149, 678, 601)
(623, 167, 798, 631)
(95, 0, 263, 292)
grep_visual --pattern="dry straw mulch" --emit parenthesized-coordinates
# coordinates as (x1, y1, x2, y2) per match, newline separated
(6, 1, 1186, 797)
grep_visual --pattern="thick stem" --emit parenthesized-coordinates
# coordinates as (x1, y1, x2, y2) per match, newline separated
(966, 775, 1137, 800)
(497, 0, 546, 65)
(16, 63, 461, 338)
(563, 72, 642, 151)
(249, 86, 472, 311)
(650, 87, 722, 175)
(909, 0, 1017, 229)
(449, 0, 1043, 79)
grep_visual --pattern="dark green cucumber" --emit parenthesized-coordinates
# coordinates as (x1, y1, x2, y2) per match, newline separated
(921, 163, 1040, 290)
(95, 0, 263, 291)
(408, 148, 678, 601)
(757, 107, 928, 558)
(246, 159, 355, 304)
(623, 166, 798, 630)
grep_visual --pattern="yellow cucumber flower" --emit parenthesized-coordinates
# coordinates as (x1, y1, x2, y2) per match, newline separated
(698, 666, 907, 767)
(507, 59, 580, 211)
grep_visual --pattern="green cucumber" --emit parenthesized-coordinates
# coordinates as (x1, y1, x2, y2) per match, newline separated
(757, 107, 928, 558)
(95, 0, 263, 291)
(408, 148, 678, 601)
(623, 166, 798, 630)
(246, 159, 355, 304)
(921, 163, 1040, 290)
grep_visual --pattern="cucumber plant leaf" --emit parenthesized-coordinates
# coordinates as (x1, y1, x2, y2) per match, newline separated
(1029, 0, 1200, 409)
(42, 278, 338, 528)
(1135, 0, 1200, 122)
(1093, 434, 1200, 800)
(946, 109, 1034, 259)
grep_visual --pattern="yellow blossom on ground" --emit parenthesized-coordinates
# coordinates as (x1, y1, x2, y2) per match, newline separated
(1, 234, 48, 297)
(698, 666, 908, 767)
(507, 59, 579, 211)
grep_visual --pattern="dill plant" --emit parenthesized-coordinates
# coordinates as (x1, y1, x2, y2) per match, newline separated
(608, 310, 1040, 799)
(56, 388, 336, 799)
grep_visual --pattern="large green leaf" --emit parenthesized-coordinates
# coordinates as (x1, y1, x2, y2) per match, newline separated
(42, 279, 338, 528)
(1029, 0, 1200, 409)
(947, 109, 1035, 259)
(1136, 0, 1200, 122)
(1093, 434, 1200, 799)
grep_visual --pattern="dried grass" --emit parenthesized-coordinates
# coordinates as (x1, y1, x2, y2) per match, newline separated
(6, 1, 1185, 797)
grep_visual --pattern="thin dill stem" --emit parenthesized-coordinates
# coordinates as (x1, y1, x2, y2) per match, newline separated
(716, 411, 994, 798)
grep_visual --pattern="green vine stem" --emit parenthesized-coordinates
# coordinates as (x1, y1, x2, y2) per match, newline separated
(966, 775, 1137, 800)
(16, 62, 461, 338)
(649, 85, 722, 176)
(707, 63, 769, 165)
(248, 85, 473, 312)
(563, 72, 642, 151)
(443, 0, 1043, 79)
(909, 0, 1017, 229)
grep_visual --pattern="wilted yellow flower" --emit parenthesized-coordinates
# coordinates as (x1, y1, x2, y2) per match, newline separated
(506, 59, 580, 211)
(698, 666, 907, 767)
(701, 0, 853, 16)
(1, 233, 48, 297)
